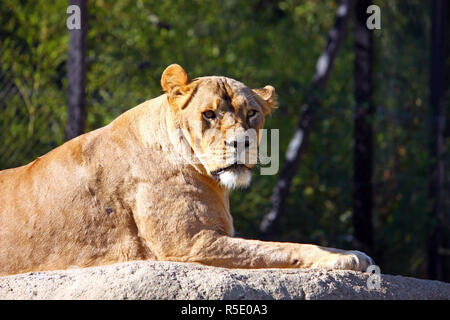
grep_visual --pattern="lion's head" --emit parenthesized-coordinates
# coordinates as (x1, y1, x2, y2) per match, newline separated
(161, 64, 277, 189)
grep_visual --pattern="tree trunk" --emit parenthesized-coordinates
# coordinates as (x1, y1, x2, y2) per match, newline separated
(352, 0, 374, 255)
(66, 0, 88, 140)
(427, 0, 447, 281)
(259, 0, 357, 240)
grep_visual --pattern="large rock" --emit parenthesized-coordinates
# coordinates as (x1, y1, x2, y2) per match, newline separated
(0, 260, 448, 299)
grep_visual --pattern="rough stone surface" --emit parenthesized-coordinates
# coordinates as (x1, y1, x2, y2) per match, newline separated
(0, 261, 449, 300)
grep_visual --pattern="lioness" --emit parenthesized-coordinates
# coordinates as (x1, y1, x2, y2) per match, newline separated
(0, 64, 373, 275)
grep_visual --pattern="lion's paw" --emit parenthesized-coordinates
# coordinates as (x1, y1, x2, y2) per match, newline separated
(317, 250, 374, 272)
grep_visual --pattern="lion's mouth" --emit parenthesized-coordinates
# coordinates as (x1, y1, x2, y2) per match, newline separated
(210, 163, 251, 176)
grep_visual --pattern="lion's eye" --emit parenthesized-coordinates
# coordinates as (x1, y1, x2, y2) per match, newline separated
(202, 110, 216, 120)
(247, 109, 257, 118)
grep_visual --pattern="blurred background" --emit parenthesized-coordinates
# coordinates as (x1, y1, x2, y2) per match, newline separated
(0, 0, 448, 281)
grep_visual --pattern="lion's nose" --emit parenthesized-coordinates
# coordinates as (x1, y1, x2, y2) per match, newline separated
(225, 137, 250, 149)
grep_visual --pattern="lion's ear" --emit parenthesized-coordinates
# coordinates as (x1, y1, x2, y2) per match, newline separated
(161, 64, 190, 93)
(161, 64, 196, 110)
(252, 85, 277, 115)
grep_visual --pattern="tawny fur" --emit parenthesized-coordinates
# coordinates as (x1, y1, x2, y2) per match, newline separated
(0, 64, 373, 275)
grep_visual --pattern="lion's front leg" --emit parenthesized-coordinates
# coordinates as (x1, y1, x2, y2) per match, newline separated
(176, 230, 374, 271)
(133, 185, 373, 271)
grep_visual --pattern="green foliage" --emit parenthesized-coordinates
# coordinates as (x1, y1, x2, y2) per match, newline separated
(1, 0, 448, 280)
(0, 0, 68, 167)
